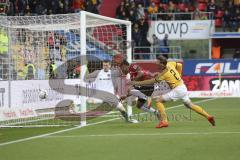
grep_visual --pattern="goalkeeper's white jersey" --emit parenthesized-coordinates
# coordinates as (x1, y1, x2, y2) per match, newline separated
(95, 69, 115, 94)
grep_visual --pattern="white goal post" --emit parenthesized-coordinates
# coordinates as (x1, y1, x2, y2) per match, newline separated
(79, 11, 132, 126)
(0, 11, 132, 127)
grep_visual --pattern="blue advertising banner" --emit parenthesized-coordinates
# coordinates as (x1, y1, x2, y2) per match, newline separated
(183, 59, 240, 76)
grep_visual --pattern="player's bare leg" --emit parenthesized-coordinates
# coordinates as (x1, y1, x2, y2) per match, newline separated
(184, 101, 215, 126)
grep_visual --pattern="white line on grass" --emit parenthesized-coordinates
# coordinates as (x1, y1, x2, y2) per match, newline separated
(0, 117, 120, 147)
(166, 98, 216, 110)
(0, 98, 216, 147)
(47, 131, 240, 138)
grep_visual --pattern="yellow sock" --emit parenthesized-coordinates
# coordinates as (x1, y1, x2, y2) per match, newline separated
(191, 105, 210, 118)
(156, 102, 168, 122)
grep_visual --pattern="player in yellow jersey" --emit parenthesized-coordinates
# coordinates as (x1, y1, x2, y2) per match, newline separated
(130, 56, 215, 128)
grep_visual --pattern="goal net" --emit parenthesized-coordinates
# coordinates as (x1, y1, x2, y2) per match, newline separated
(0, 11, 132, 127)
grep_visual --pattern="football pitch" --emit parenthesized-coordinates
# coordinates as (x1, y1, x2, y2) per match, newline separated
(1, 98, 240, 160)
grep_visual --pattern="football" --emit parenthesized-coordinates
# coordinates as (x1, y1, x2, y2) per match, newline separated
(39, 89, 48, 99)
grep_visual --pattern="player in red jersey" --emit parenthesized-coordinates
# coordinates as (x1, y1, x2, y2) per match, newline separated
(119, 60, 159, 118)
(128, 63, 154, 81)
(120, 60, 157, 96)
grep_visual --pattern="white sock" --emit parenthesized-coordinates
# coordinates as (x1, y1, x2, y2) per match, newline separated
(116, 102, 126, 112)
(140, 104, 156, 113)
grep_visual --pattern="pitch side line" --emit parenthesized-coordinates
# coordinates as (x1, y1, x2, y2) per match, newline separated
(0, 98, 216, 147)
(47, 131, 240, 138)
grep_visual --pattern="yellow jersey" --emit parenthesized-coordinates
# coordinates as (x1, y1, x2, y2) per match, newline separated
(155, 62, 183, 89)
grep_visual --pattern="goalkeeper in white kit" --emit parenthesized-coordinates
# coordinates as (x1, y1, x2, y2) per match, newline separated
(84, 59, 138, 123)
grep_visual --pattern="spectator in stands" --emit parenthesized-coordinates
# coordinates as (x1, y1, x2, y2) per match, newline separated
(212, 42, 221, 59)
(181, 0, 190, 4)
(49, 60, 57, 79)
(16, 0, 26, 16)
(158, 3, 165, 13)
(138, 16, 149, 41)
(222, 9, 232, 32)
(159, 34, 169, 59)
(0, 29, 8, 55)
(116, 1, 125, 19)
(231, 10, 239, 32)
(124, 0, 130, 14)
(24, 4, 31, 16)
(193, 8, 204, 20)
(132, 23, 142, 47)
(129, 1, 136, 12)
(28, 0, 38, 15)
(225, 1, 236, 16)
(233, 49, 240, 59)
(168, 1, 176, 13)
(236, 9, 240, 31)
(181, 7, 191, 20)
(132, 23, 142, 59)
(62, 0, 71, 14)
(148, 2, 158, 14)
(92, 0, 102, 12)
(23, 62, 36, 80)
(136, 3, 145, 20)
(85, 0, 98, 14)
(207, 0, 218, 18)
(129, 9, 137, 22)
(7, 0, 15, 16)
(138, 16, 151, 59)
(151, 34, 160, 59)
(35, 1, 47, 15)
(139, 38, 151, 59)
(161, 0, 169, 4)
(72, 0, 85, 13)
(141, 0, 150, 7)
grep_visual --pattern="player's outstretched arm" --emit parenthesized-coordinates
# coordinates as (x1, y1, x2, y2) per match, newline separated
(133, 71, 144, 81)
(84, 70, 100, 82)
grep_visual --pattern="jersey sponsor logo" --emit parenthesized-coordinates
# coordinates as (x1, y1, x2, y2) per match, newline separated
(99, 78, 111, 80)
(132, 64, 138, 70)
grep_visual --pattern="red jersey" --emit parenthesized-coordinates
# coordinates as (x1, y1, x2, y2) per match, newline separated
(129, 64, 153, 81)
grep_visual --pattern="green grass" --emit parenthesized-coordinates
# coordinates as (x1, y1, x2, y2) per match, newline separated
(1, 98, 240, 160)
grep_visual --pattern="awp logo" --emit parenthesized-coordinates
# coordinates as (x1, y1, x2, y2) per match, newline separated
(195, 62, 240, 75)
(156, 22, 188, 38)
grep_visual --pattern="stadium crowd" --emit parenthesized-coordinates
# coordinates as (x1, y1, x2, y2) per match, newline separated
(0, 0, 240, 32)
(114, 0, 240, 59)
(0, 0, 102, 15)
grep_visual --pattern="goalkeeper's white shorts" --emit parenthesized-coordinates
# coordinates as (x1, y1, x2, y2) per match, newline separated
(162, 84, 191, 103)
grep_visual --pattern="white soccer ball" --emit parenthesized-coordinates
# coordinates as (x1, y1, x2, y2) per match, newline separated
(39, 89, 48, 99)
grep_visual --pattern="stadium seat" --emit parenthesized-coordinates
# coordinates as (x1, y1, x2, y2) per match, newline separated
(178, 3, 186, 12)
(197, 0, 208, 3)
(215, 10, 224, 18)
(198, 3, 207, 11)
(215, 18, 222, 27)
(151, 0, 160, 5)
(163, 4, 169, 11)
(189, 6, 196, 12)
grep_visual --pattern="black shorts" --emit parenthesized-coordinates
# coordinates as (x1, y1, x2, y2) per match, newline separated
(134, 85, 154, 96)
